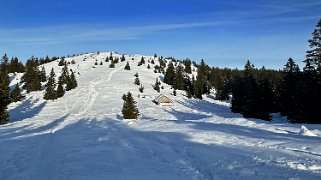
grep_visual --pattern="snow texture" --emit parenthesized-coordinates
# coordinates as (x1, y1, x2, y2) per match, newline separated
(1, 52, 321, 180)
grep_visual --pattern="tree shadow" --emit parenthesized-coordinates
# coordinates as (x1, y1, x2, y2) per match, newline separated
(1, 118, 320, 179)
(9, 98, 47, 122)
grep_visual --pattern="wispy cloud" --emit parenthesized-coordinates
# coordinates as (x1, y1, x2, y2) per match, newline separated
(0, 21, 236, 45)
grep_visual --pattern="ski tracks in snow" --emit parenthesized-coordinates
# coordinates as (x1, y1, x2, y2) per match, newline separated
(30, 65, 124, 179)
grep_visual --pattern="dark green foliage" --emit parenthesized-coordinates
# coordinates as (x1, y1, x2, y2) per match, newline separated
(174, 64, 185, 90)
(183, 59, 192, 74)
(122, 92, 139, 119)
(58, 58, 65, 66)
(59, 64, 69, 85)
(71, 59, 76, 64)
(164, 62, 175, 85)
(40, 66, 47, 82)
(67, 70, 77, 90)
(134, 72, 139, 78)
(0, 54, 10, 124)
(109, 61, 115, 68)
(56, 82, 65, 98)
(231, 61, 273, 121)
(44, 68, 57, 100)
(194, 59, 209, 99)
(154, 53, 157, 58)
(140, 56, 145, 64)
(109, 52, 113, 61)
(153, 78, 160, 92)
(10, 83, 23, 102)
(139, 85, 144, 93)
(134, 77, 140, 85)
(124, 62, 131, 70)
(215, 78, 230, 101)
(151, 59, 155, 64)
(147, 64, 150, 69)
(113, 57, 119, 64)
(121, 55, 126, 62)
(22, 56, 42, 92)
(94, 61, 98, 65)
(9, 57, 25, 73)
(105, 57, 109, 62)
(100, 61, 103, 65)
(173, 89, 177, 96)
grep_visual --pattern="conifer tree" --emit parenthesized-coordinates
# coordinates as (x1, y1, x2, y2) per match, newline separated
(194, 59, 209, 99)
(22, 56, 42, 92)
(173, 89, 177, 96)
(105, 56, 109, 62)
(44, 68, 57, 100)
(140, 56, 145, 64)
(134, 77, 140, 85)
(124, 62, 131, 70)
(183, 59, 192, 74)
(10, 83, 23, 102)
(164, 62, 175, 85)
(40, 66, 47, 82)
(68, 70, 77, 90)
(109, 52, 113, 61)
(59, 64, 70, 85)
(122, 92, 139, 119)
(58, 57, 65, 66)
(153, 78, 160, 92)
(121, 55, 126, 62)
(100, 61, 103, 65)
(109, 61, 115, 68)
(56, 82, 65, 98)
(174, 64, 185, 90)
(0, 54, 10, 124)
(147, 64, 150, 69)
(301, 18, 321, 123)
(139, 84, 144, 93)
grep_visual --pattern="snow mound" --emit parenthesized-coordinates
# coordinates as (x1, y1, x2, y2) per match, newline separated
(298, 126, 318, 137)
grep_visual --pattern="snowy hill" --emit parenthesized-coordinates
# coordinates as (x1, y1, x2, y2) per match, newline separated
(1, 52, 321, 179)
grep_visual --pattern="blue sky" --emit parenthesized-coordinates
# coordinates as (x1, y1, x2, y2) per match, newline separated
(1, 0, 321, 69)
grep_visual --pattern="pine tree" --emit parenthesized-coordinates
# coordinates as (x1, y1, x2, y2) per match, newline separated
(68, 70, 77, 90)
(109, 52, 113, 61)
(10, 83, 23, 102)
(215, 78, 229, 101)
(122, 92, 139, 119)
(139, 84, 144, 93)
(194, 59, 209, 99)
(134, 77, 140, 85)
(58, 57, 65, 66)
(174, 64, 185, 90)
(153, 78, 160, 92)
(22, 56, 42, 92)
(140, 56, 145, 64)
(0, 54, 10, 124)
(173, 89, 177, 96)
(105, 56, 109, 62)
(58, 64, 70, 85)
(121, 55, 126, 62)
(109, 61, 115, 68)
(147, 64, 150, 69)
(124, 62, 131, 70)
(44, 68, 57, 100)
(183, 59, 192, 74)
(164, 62, 175, 85)
(56, 82, 65, 98)
(40, 66, 47, 82)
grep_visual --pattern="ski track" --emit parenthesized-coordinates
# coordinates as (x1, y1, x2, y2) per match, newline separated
(30, 64, 125, 179)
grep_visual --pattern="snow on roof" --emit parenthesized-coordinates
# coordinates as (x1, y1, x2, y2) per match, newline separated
(153, 94, 173, 103)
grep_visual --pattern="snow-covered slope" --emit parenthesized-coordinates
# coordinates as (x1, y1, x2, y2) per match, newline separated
(1, 52, 321, 180)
